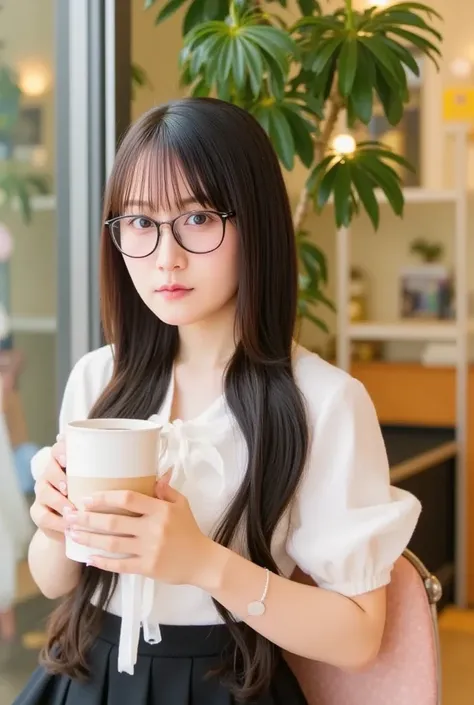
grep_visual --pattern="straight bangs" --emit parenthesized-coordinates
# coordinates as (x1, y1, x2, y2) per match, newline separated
(106, 118, 235, 219)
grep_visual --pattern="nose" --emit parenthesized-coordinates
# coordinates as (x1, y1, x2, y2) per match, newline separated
(154, 224, 186, 271)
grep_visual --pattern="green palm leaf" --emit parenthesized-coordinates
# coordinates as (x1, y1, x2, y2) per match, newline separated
(311, 36, 344, 74)
(387, 27, 441, 66)
(360, 35, 407, 88)
(349, 43, 374, 124)
(243, 25, 296, 58)
(370, 11, 442, 42)
(338, 38, 358, 96)
(383, 37, 420, 76)
(333, 162, 352, 228)
(373, 64, 404, 124)
(191, 77, 211, 96)
(350, 165, 379, 230)
(297, 0, 322, 15)
(306, 153, 338, 193)
(183, 0, 225, 33)
(185, 19, 294, 101)
(297, 301, 330, 333)
(154, 0, 188, 24)
(280, 105, 314, 167)
(268, 108, 295, 170)
(314, 161, 340, 210)
(240, 39, 264, 96)
(298, 236, 329, 283)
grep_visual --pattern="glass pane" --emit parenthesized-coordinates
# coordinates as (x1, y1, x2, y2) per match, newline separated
(0, 0, 57, 695)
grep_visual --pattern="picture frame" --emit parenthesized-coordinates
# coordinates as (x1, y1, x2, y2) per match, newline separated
(399, 264, 453, 320)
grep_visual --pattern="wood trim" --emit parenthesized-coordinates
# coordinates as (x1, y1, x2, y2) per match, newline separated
(390, 441, 457, 484)
(351, 361, 457, 426)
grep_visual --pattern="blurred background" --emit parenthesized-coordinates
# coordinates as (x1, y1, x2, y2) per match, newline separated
(0, 0, 473, 702)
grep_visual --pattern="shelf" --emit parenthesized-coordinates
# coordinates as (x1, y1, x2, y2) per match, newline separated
(6, 195, 57, 213)
(377, 188, 458, 204)
(30, 195, 56, 212)
(349, 320, 474, 342)
(328, 188, 460, 207)
(10, 316, 57, 333)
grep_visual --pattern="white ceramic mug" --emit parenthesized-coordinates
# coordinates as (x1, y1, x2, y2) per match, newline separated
(65, 418, 161, 563)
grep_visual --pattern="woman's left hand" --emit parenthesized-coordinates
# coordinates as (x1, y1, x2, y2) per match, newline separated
(64, 479, 214, 585)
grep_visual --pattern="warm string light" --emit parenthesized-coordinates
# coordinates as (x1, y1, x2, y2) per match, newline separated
(18, 64, 50, 97)
(449, 58, 472, 80)
(332, 134, 356, 156)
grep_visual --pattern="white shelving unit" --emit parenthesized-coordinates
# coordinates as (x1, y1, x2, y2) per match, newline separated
(4, 194, 57, 214)
(335, 124, 470, 607)
(8, 195, 58, 334)
(30, 194, 56, 212)
(349, 320, 474, 341)
(10, 316, 57, 334)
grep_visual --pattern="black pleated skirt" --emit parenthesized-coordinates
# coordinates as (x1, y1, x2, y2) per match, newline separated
(13, 612, 308, 704)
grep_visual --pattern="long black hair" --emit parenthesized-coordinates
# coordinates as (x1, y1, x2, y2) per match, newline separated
(41, 98, 309, 701)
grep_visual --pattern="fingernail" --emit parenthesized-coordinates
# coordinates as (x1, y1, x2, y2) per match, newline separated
(56, 433, 64, 442)
(81, 497, 93, 508)
(59, 481, 67, 495)
(59, 455, 67, 467)
(63, 506, 74, 516)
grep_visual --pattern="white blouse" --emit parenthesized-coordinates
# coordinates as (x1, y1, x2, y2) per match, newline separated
(32, 344, 420, 669)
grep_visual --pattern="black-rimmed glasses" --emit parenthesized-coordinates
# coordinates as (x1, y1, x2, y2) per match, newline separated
(105, 209, 235, 258)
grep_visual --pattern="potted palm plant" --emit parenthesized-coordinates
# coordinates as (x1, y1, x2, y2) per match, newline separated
(0, 64, 50, 342)
(0, 65, 50, 222)
(144, 0, 442, 332)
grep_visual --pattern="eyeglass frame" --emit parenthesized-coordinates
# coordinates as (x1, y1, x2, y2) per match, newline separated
(104, 209, 236, 258)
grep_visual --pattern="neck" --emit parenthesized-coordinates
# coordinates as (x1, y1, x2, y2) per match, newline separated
(177, 298, 238, 369)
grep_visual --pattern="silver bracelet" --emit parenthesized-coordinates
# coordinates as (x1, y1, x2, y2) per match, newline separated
(247, 568, 270, 617)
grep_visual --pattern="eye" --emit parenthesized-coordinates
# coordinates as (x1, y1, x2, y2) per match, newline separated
(130, 216, 154, 230)
(185, 212, 210, 226)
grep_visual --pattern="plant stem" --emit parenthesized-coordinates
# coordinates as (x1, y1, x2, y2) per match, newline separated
(230, 1, 238, 24)
(345, 0, 354, 30)
(293, 86, 344, 233)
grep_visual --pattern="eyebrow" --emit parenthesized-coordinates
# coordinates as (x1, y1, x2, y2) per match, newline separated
(123, 197, 203, 210)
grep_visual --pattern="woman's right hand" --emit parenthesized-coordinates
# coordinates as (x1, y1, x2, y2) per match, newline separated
(30, 438, 76, 540)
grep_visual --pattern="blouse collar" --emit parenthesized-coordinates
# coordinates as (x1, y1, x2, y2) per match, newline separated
(148, 366, 232, 495)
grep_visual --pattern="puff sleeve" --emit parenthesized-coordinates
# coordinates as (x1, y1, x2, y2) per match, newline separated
(286, 376, 421, 596)
(31, 346, 114, 480)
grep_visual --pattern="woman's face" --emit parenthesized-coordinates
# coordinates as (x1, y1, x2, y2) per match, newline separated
(120, 170, 239, 327)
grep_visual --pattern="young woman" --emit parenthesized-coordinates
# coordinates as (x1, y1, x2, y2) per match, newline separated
(16, 98, 420, 705)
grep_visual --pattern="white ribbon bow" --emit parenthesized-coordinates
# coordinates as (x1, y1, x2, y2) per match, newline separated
(118, 575, 160, 675)
(151, 416, 228, 496)
(117, 414, 228, 674)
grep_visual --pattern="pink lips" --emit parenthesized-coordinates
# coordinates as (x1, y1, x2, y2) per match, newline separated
(156, 284, 193, 301)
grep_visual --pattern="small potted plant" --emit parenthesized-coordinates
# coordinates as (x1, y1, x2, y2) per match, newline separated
(400, 237, 452, 320)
